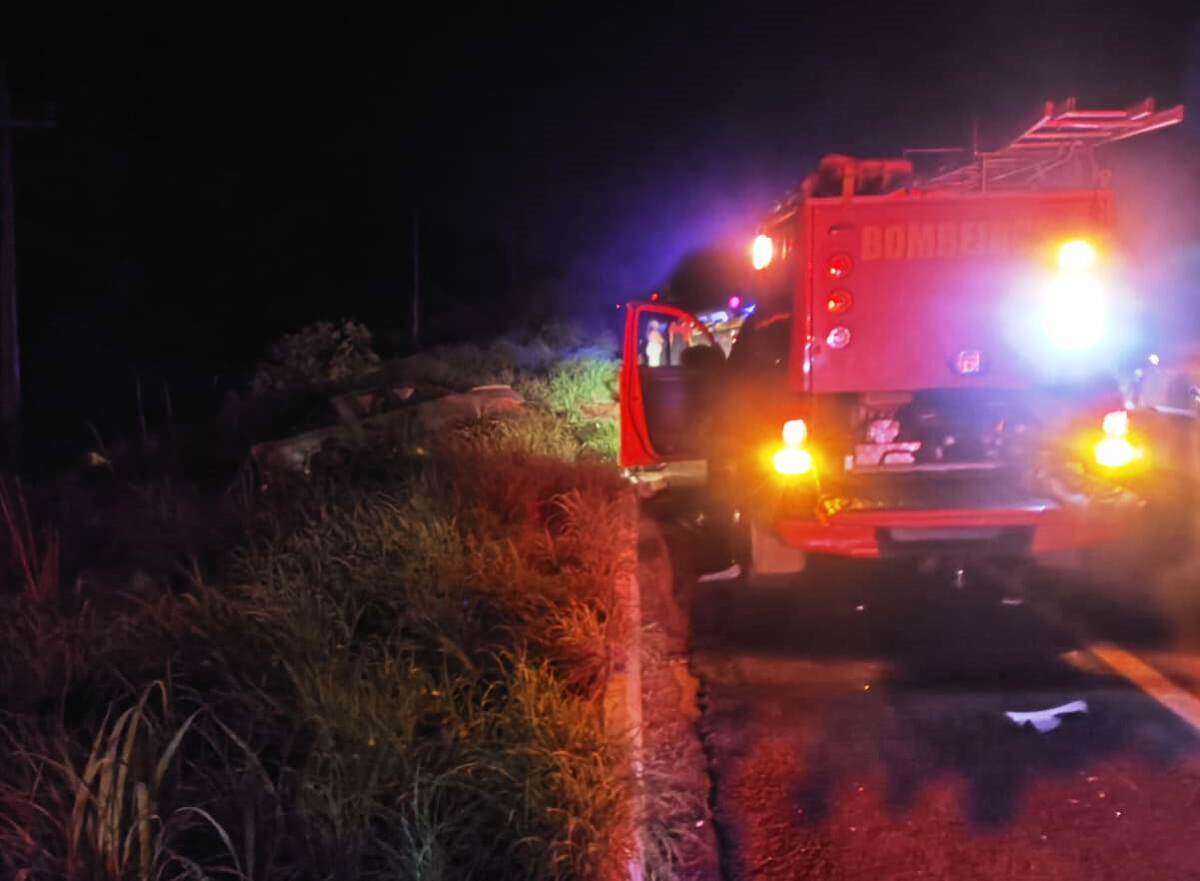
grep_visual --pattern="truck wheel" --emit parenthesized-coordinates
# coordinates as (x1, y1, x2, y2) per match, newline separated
(742, 517, 807, 588)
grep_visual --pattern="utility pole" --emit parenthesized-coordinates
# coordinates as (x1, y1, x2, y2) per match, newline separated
(411, 209, 420, 348)
(0, 65, 52, 465)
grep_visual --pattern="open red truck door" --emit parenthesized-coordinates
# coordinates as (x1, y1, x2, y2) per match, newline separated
(619, 302, 723, 468)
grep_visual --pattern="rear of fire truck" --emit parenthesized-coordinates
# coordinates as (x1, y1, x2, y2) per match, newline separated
(620, 99, 1184, 583)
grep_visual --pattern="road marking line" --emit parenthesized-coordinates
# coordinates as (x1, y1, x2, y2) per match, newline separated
(1060, 649, 1113, 677)
(1088, 642, 1200, 734)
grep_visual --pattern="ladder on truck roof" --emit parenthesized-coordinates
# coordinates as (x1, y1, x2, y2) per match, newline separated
(922, 97, 1184, 192)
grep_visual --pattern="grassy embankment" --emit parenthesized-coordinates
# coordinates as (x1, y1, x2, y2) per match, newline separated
(0, 337, 633, 880)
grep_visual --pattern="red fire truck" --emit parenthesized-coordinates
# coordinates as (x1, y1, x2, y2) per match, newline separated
(620, 99, 1184, 584)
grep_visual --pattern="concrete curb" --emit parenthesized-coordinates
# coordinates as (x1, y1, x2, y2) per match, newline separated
(604, 489, 646, 881)
(635, 513, 723, 880)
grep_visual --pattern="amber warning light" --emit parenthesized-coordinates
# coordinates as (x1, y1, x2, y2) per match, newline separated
(1094, 409, 1141, 469)
(773, 418, 814, 476)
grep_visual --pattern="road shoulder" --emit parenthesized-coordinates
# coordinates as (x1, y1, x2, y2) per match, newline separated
(637, 512, 722, 879)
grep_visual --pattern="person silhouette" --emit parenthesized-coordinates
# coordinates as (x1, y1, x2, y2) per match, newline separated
(646, 320, 665, 367)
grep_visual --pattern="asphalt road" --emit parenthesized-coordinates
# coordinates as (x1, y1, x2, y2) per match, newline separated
(643, 488, 1200, 880)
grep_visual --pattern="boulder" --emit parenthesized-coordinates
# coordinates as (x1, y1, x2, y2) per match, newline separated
(415, 385, 524, 432)
(329, 385, 415, 424)
(250, 385, 524, 487)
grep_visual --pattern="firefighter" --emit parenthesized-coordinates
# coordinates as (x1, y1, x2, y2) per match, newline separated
(645, 320, 665, 367)
(669, 319, 690, 365)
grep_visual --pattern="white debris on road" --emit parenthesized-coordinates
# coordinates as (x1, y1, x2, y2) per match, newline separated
(1005, 699, 1089, 733)
(697, 563, 742, 583)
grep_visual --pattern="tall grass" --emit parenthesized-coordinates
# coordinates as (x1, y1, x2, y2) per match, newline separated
(0, 478, 61, 604)
(543, 357, 618, 416)
(0, 331, 634, 879)
(0, 681, 247, 881)
(548, 357, 620, 461)
(181, 444, 632, 878)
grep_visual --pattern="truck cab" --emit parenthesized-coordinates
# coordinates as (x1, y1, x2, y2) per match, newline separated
(621, 100, 1182, 583)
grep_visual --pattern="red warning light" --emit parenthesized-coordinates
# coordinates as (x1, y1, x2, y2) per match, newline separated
(650, 291, 660, 302)
(826, 290, 853, 314)
(826, 254, 854, 280)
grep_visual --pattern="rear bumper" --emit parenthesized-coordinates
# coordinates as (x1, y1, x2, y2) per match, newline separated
(773, 501, 1138, 559)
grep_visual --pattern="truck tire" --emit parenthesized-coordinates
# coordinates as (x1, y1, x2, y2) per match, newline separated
(744, 517, 807, 588)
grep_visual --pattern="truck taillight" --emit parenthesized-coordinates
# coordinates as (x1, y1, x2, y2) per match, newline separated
(1101, 409, 1128, 438)
(1094, 409, 1140, 469)
(773, 418, 813, 476)
(826, 290, 853, 314)
(782, 418, 808, 446)
(826, 253, 853, 280)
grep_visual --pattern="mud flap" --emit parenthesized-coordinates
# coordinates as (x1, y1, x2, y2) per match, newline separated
(748, 519, 807, 586)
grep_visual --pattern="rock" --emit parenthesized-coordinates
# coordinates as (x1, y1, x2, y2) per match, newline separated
(415, 385, 524, 432)
(250, 423, 349, 482)
(250, 386, 522, 487)
(580, 401, 619, 420)
(329, 385, 416, 424)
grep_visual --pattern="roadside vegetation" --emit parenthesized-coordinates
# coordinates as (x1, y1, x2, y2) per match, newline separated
(0, 322, 632, 880)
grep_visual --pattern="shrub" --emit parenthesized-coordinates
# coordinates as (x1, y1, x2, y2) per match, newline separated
(543, 357, 618, 415)
(518, 357, 619, 461)
(253, 319, 381, 395)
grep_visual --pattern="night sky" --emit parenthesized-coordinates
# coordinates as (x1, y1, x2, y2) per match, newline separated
(4, 3, 1200, 450)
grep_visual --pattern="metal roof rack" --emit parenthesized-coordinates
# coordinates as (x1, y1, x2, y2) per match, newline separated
(922, 97, 1184, 192)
